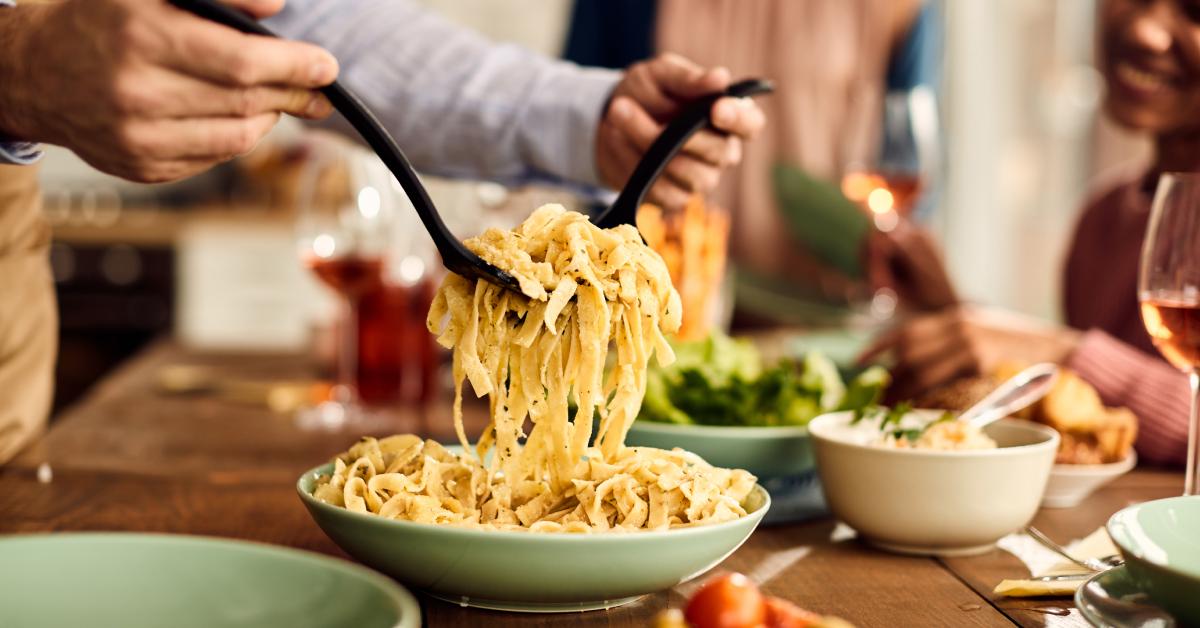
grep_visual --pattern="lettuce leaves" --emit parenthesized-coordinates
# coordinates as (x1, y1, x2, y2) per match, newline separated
(640, 333, 889, 427)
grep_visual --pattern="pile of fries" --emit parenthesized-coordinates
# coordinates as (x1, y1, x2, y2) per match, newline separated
(637, 196, 729, 341)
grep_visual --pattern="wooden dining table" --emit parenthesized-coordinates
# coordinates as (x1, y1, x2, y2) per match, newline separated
(0, 340, 1182, 627)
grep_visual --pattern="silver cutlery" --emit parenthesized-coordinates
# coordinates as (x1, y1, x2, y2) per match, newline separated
(1025, 525, 1125, 572)
(958, 363, 1059, 428)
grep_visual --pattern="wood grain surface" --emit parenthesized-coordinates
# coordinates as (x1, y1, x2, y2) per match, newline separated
(0, 340, 1184, 627)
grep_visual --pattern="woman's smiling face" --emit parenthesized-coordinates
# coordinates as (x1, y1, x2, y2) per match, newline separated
(1101, 0, 1200, 134)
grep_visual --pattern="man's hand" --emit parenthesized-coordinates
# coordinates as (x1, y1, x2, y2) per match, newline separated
(0, 0, 337, 182)
(596, 53, 765, 210)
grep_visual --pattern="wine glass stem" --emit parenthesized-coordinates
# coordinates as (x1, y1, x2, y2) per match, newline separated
(1186, 371, 1200, 496)
(337, 294, 359, 406)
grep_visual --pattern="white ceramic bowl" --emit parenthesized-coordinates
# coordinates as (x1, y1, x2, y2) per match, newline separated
(1041, 452, 1137, 508)
(809, 411, 1059, 556)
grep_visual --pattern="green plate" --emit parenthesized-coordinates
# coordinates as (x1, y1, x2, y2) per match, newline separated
(0, 533, 420, 628)
(624, 423, 824, 524)
(625, 327, 874, 480)
(789, 327, 877, 379)
(1107, 496, 1200, 623)
(625, 421, 813, 479)
(297, 462, 770, 613)
(1076, 566, 1177, 628)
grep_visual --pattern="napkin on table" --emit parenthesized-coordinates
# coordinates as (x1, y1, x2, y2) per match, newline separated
(994, 528, 1118, 597)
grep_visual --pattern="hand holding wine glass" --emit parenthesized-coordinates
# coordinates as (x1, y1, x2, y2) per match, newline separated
(1139, 172, 1200, 495)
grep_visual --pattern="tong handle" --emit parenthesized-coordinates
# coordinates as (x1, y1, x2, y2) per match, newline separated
(169, 0, 273, 36)
(596, 78, 774, 229)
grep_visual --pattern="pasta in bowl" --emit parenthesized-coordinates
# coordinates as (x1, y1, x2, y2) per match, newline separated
(296, 205, 769, 610)
(310, 436, 757, 532)
(297, 458, 769, 612)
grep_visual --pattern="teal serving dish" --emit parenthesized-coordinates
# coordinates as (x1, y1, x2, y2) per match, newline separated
(625, 422, 825, 524)
(625, 421, 814, 478)
(0, 533, 419, 628)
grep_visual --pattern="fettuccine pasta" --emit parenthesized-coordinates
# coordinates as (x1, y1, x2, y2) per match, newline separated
(313, 204, 757, 532)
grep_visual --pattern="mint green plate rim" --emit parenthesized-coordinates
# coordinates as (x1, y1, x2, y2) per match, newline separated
(297, 462, 772, 541)
(1107, 496, 1200, 581)
(0, 532, 421, 628)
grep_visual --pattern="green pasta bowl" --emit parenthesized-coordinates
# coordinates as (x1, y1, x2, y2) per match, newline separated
(1106, 495, 1200, 623)
(297, 462, 770, 612)
(0, 533, 420, 628)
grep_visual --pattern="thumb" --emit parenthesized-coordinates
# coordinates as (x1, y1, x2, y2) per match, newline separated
(650, 53, 731, 99)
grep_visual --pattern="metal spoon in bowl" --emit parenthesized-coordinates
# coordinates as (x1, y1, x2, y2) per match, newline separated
(957, 363, 1060, 429)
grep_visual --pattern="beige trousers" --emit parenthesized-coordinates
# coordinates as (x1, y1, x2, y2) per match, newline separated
(0, 164, 56, 463)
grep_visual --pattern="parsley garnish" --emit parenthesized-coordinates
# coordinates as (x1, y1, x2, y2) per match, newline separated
(856, 402, 955, 443)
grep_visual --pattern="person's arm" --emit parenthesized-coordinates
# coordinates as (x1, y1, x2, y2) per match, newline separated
(0, 0, 42, 165)
(1066, 329, 1190, 466)
(0, 0, 337, 181)
(858, 305, 1081, 399)
(266, 0, 615, 190)
(267, 0, 763, 206)
(861, 305, 1190, 465)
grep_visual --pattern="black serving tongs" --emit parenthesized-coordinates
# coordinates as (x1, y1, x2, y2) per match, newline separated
(170, 0, 771, 292)
(592, 78, 773, 228)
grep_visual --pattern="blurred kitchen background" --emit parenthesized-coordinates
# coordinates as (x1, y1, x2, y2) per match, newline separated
(40, 0, 1149, 413)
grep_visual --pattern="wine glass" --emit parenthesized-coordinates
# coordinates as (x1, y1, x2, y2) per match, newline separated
(841, 87, 939, 232)
(841, 87, 940, 320)
(1139, 172, 1200, 495)
(295, 137, 396, 428)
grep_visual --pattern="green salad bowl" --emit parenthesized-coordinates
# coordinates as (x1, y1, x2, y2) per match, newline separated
(625, 423, 824, 524)
(297, 463, 770, 612)
(1107, 495, 1200, 623)
(625, 422, 813, 479)
(0, 533, 419, 628)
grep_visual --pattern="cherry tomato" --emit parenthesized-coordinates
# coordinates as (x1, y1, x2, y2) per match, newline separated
(684, 572, 766, 628)
(763, 596, 822, 628)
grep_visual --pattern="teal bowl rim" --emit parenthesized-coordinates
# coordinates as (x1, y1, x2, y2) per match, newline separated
(1107, 496, 1200, 582)
(297, 462, 771, 541)
(629, 419, 809, 439)
(0, 531, 422, 628)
